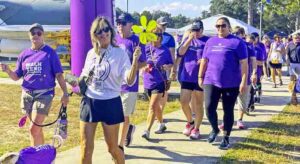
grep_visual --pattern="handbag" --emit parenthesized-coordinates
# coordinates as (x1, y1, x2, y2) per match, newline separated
(78, 51, 106, 96)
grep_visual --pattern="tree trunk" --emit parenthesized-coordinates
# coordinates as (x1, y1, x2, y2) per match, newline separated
(248, 0, 253, 25)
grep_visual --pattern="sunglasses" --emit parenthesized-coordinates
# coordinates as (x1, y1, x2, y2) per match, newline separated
(117, 21, 127, 26)
(30, 31, 42, 36)
(215, 24, 227, 29)
(94, 27, 110, 35)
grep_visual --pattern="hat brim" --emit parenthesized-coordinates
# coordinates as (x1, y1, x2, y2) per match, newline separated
(159, 22, 168, 25)
(29, 27, 43, 32)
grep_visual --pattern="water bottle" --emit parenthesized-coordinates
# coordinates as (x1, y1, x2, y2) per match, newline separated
(58, 107, 68, 140)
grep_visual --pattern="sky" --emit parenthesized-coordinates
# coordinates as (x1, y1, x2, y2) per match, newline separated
(115, 0, 211, 19)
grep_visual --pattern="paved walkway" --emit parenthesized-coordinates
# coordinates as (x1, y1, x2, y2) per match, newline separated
(53, 76, 290, 164)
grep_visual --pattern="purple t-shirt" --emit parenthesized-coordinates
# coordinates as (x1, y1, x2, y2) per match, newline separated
(178, 36, 209, 83)
(14, 45, 63, 94)
(143, 45, 173, 89)
(202, 34, 248, 88)
(258, 42, 267, 61)
(17, 144, 56, 164)
(246, 42, 256, 85)
(115, 34, 146, 92)
(254, 42, 266, 61)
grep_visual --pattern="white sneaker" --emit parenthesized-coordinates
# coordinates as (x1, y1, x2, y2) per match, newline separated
(155, 123, 167, 134)
(142, 130, 150, 140)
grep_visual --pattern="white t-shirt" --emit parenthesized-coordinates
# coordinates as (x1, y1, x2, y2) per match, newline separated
(270, 42, 284, 64)
(80, 45, 134, 100)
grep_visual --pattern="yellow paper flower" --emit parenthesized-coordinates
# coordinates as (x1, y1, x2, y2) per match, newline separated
(132, 15, 157, 44)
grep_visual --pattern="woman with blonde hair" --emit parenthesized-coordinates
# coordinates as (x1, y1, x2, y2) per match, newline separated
(268, 33, 285, 88)
(78, 16, 140, 164)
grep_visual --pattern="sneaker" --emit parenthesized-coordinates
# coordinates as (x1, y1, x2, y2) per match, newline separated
(141, 130, 150, 140)
(125, 124, 136, 147)
(207, 131, 219, 143)
(249, 105, 255, 112)
(189, 128, 200, 140)
(219, 136, 230, 150)
(237, 120, 245, 129)
(154, 123, 167, 134)
(183, 122, 194, 136)
(218, 123, 224, 130)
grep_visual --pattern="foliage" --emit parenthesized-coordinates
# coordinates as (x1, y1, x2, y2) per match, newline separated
(221, 105, 300, 163)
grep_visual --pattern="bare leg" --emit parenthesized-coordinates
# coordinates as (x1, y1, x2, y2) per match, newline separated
(80, 121, 97, 164)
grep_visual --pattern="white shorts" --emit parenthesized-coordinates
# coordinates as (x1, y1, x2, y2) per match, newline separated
(121, 92, 138, 116)
(289, 63, 300, 77)
(237, 85, 250, 111)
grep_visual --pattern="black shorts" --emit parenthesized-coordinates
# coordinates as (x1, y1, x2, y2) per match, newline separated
(269, 62, 282, 69)
(80, 96, 124, 125)
(181, 81, 203, 91)
(144, 82, 165, 97)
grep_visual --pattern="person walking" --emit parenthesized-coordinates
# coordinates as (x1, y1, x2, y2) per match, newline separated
(286, 33, 300, 105)
(141, 27, 173, 140)
(0, 23, 69, 146)
(268, 33, 285, 88)
(198, 17, 248, 150)
(156, 17, 176, 113)
(115, 13, 146, 149)
(78, 17, 140, 164)
(177, 20, 209, 139)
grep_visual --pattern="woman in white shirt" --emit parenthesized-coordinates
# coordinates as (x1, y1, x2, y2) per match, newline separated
(268, 34, 285, 88)
(79, 17, 140, 164)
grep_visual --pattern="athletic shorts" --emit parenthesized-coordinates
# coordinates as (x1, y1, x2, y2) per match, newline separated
(80, 96, 124, 125)
(121, 92, 138, 116)
(269, 62, 282, 69)
(237, 85, 250, 111)
(181, 81, 203, 91)
(144, 82, 165, 97)
(20, 91, 54, 116)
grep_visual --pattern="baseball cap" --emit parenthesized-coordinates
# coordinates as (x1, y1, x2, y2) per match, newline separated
(157, 17, 168, 25)
(191, 20, 203, 30)
(251, 32, 259, 38)
(29, 23, 44, 32)
(116, 13, 135, 23)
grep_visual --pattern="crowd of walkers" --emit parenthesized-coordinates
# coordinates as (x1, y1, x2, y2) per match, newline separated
(1, 12, 299, 164)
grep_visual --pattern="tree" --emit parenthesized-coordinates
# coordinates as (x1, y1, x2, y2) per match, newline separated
(264, 0, 300, 31)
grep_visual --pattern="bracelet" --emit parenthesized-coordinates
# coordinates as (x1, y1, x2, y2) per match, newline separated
(198, 76, 203, 78)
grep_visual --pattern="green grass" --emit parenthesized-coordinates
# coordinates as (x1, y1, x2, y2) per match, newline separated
(221, 105, 300, 163)
(0, 84, 180, 156)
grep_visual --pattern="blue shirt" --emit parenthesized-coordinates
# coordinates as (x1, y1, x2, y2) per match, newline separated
(161, 32, 175, 48)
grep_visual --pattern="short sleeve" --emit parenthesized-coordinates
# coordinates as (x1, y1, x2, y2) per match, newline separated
(202, 41, 210, 59)
(236, 40, 248, 60)
(120, 49, 136, 86)
(50, 50, 63, 75)
(168, 35, 176, 48)
(14, 52, 24, 78)
(80, 50, 95, 77)
(165, 48, 174, 65)
(138, 44, 147, 63)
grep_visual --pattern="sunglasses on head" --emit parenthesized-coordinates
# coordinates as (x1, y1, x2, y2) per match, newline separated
(30, 31, 42, 36)
(215, 24, 227, 29)
(94, 26, 110, 35)
(117, 21, 127, 26)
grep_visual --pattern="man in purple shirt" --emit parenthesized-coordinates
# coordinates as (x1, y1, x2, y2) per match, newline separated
(198, 17, 248, 150)
(177, 19, 209, 139)
(115, 13, 146, 148)
(0, 23, 69, 146)
(157, 17, 176, 114)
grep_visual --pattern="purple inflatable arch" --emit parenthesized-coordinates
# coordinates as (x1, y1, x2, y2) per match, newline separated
(70, 0, 114, 76)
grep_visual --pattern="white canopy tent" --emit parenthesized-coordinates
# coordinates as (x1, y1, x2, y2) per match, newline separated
(178, 14, 260, 36)
(292, 29, 300, 35)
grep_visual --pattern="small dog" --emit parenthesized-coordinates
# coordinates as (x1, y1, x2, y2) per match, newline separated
(0, 144, 56, 164)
